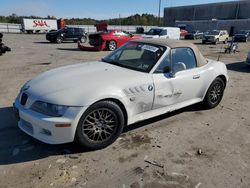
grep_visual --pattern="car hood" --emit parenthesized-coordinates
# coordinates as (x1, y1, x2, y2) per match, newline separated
(25, 61, 151, 106)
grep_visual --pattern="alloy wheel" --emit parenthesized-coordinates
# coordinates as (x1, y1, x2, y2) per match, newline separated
(209, 82, 223, 104)
(82, 108, 117, 142)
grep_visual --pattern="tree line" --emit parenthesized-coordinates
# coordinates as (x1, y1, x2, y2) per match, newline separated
(0, 13, 162, 26)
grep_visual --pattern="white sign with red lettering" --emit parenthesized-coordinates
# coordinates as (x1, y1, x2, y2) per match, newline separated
(23, 18, 58, 31)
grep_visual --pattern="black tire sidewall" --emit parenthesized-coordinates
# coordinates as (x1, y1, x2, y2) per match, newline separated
(204, 77, 225, 109)
(75, 101, 125, 150)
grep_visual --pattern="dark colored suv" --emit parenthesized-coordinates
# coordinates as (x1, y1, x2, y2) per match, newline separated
(234, 30, 250, 42)
(46, 27, 87, 43)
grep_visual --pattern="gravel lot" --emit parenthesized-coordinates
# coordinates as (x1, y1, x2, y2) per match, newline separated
(0, 34, 250, 188)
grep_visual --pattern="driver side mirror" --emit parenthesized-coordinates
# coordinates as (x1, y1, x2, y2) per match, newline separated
(172, 62, 186, 75)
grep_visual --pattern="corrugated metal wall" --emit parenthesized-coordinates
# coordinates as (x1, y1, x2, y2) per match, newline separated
(164, 0, 250, 28)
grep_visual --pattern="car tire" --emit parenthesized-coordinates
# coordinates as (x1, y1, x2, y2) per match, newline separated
(203, 77, 225, 109)
(214, 39, 219, 45)
(107, 40, 117, 51)
(56, 36, 63, 44)
(79, 36, 87, 43)
(0, 49, 2, 56)
(202, 40, 205, 44)
(75, 100, 125, 150)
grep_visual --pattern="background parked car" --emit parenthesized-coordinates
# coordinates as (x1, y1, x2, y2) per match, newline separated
(185, 30, 204, 39)
(245, 52, 250, 65)
(0, 33, 11, 56)
(46, 27, 87, 43)
(78, 29, 142, 51)
(202, 30, 229, 44)
(180, 29, 188, 38)
(234, 30, 250, 42)
(142, 27, 180, 40)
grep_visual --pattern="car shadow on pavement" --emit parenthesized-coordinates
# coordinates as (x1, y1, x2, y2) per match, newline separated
(33, 41, 54, 44)
(0, 103, 205, 165)
(226, 61, 250, 73)
(33, 42, 74, 44)
(57, 48, 83, 52)
(0, 106, 90, 165)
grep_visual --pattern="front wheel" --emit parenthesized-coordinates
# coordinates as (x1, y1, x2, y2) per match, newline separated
(203, 77, 225, 109)
(75, 101, 125, 150)
(107, 40, 117, 51)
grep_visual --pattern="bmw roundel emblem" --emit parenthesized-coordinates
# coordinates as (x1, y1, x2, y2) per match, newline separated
(148, 85, 153, 91)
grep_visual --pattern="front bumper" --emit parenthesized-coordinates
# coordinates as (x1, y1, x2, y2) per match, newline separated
(14, 97, 86, 144)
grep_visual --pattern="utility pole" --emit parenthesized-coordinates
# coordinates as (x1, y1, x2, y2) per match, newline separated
(158, 0, 161, 26)
(119, 14, 122, 29)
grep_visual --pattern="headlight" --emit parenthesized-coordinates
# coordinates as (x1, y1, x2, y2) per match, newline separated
(31, 101, 68, 117)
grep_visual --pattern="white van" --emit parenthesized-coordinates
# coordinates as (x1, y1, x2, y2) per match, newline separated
(143, 27, 180, 40)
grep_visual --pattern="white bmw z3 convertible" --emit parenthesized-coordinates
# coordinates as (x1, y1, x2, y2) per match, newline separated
(14, 39, 229, 149)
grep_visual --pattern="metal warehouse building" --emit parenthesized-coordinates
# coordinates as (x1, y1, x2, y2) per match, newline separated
(163, 0, 250, 35)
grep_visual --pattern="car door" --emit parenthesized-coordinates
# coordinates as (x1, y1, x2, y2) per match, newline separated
(64, 28, 75, 40)
(74, 28, 83, 40)
(152, 47, 204, 109)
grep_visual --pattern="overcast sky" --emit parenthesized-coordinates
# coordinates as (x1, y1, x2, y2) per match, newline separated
(0, 0, 237, 19)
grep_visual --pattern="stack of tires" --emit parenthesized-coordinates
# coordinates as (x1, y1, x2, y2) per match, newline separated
(0, 33, 11, 56)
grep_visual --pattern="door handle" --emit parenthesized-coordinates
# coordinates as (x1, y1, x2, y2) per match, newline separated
(193, 75, 200, 79)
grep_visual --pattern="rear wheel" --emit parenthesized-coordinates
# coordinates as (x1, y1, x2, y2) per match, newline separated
(56, 36, 63, 44)
(203, 77, 225, 109)
(107, 40, 117, 51)
(79, 36, 87, 43)
(75, 100, 125, 150)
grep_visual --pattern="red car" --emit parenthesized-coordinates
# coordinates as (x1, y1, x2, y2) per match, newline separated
(78, 30, 142, 51)
(180, 29, 188, 37)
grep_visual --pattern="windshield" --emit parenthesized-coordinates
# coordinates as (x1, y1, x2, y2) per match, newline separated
(146, 28, 163, 35)
(207, 30, 219, 35)
(102, 41, 166, 73)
